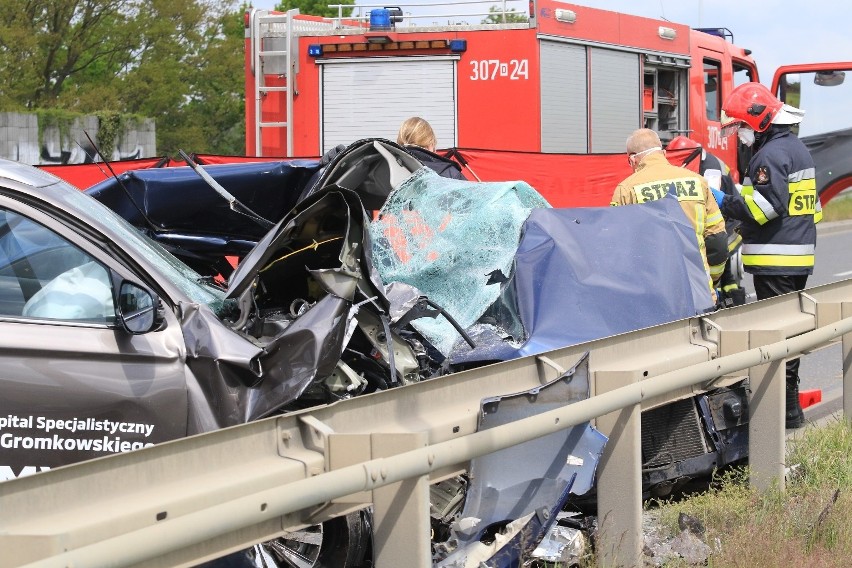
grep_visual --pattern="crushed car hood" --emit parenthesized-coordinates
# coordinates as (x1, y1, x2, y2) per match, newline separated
(370, 181, 714, 364)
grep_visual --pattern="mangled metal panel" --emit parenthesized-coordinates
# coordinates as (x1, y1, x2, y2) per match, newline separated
(512, 196, 714, 350)
(179, 189, 383, 427)
(434, 353, 606, 567)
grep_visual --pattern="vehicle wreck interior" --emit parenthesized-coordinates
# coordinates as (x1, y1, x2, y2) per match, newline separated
(219, 140, 439, 412)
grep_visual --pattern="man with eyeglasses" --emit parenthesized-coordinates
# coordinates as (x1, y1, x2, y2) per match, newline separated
(610, 128, 728, 305)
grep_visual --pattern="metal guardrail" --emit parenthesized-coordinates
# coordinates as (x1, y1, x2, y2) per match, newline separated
(2, 280, 852, 568)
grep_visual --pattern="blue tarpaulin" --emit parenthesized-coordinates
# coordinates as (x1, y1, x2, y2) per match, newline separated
(449, 195, 715, 362)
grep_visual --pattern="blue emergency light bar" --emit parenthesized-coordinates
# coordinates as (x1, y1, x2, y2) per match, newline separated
(449, 39, 467, 53)
(694, 27, 734, 42)
(370, 8, 392, 31)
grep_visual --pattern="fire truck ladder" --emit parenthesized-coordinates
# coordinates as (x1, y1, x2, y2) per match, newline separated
(250, 9, 299, 157)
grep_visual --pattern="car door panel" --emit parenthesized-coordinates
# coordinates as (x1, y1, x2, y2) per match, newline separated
(0, 202, 189, 479)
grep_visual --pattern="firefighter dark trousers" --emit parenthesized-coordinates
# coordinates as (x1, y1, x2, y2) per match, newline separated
(719, 259, 746, 307)
(753, 274, 809, 428)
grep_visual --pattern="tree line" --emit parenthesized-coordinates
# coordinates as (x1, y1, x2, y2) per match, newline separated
(0, 1, 352, 157)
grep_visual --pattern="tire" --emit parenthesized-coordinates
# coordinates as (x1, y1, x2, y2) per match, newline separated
(201, 512, 370, 568)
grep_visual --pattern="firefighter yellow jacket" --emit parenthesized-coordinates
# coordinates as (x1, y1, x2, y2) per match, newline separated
(610, 152, 727, 300)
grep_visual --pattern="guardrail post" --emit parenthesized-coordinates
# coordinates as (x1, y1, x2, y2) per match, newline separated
(843, 303, 852, 424)
(748, 330, 786, 492)
(594, 370, 643, 568)
(371, 432, 431, 568)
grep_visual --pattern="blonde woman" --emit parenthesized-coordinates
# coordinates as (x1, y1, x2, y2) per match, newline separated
(396, 117, 466, 180)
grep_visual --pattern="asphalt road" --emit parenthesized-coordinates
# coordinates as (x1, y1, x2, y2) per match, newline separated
(738, 220, 852, 425)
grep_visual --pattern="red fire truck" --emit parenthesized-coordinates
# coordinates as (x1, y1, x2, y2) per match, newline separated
(244, 1, 852, 207)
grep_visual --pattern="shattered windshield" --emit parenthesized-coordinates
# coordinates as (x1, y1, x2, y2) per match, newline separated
(370, 168, 549, 355)
(51, 182, 229, 311)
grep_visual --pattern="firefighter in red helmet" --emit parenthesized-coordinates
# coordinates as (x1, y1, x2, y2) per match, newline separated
(667, 135, 739, 202)
(717, 82, 821, 429)
(666, 135, 745, 306)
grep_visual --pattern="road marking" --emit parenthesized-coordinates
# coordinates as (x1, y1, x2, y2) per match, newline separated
(836, 270, 852, 277)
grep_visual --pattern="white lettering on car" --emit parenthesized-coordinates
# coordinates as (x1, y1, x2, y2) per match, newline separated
(19, 416, 156, 437)
(0, 415, 158, 465)
(1, 432, 153, 453)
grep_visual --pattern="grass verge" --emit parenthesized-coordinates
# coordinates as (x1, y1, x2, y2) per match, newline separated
(652, 418, 852, 567)
(822, 194, 852, 223)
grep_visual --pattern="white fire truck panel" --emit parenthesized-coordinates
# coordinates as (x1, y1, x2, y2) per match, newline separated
(590, 48, 640, 153)
(540, 40, 587, 153)
(320, 57, 458, 152)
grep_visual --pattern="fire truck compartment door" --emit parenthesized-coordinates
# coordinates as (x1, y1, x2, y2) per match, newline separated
(320, 57, 457, 153)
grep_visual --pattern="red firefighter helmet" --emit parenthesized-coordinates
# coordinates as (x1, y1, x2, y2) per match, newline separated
(666, 136, 702, 171)
(666, 136, 701, 151)
(721, 82, 783, 134)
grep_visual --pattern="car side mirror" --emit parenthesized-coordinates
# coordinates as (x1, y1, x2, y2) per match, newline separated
(117, 281, 161, 334)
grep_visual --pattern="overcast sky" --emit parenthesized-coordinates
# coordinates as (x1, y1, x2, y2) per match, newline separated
(573, 0, 850, 83)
